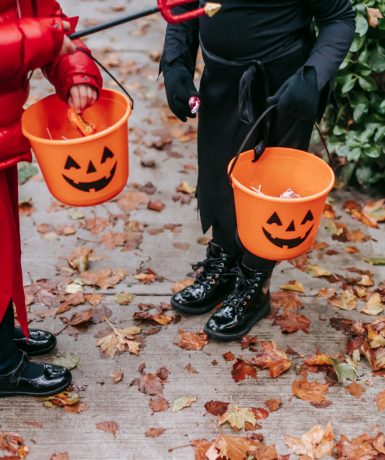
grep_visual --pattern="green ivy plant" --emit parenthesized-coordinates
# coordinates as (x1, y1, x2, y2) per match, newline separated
(324, 0, 385, 187)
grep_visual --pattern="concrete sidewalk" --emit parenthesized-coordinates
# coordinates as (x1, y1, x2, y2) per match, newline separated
(1, 1, 385, 459)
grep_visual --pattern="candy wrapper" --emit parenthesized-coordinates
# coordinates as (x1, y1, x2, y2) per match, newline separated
(189, 96, 201, 114)
(68, 107, 96, 137)
(280, 189, 301, 199)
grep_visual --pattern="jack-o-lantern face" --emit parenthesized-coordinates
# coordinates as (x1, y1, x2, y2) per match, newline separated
(62, 147, 116, 192)
(262, 210, 314, 249)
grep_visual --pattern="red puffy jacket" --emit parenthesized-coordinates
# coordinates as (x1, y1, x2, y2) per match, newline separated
(0, 0, 103, 170)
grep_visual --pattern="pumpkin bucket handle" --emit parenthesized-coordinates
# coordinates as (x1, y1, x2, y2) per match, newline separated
(228, 104, 331, 185)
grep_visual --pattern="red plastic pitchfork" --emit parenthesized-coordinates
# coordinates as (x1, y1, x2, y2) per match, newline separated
(69, 0, 221, 39)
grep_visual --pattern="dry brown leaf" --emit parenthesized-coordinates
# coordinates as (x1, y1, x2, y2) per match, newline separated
(171, 278, 194, 293)
(174, 329, 209, 350)
(231, 358, 258, 382)
(81, 268, 120, 290)
(204, 401, 230, 417)
(327, 290, 357, 310)
(367, 7, 384, 27)
(270, 290, 302, 312)
(376, 389, 385, 412)
(345, 246, 361, 254)
(264, 397, 281, 412)
(79, 217, 111, 235)
(285, 422, 334, 459)
(317, 288, 337, 299)
(149, 396, 170, 415)
(85, 293, 105, 307)
(96, 320, 141, 358)
(172, 396, 197, 412)
(279, 280, 305, 293)
(223, 351, 236, 361)
(64, 402, 89, 414)
(95, 421, 119, 438)
(292, 378, 329, 403)
(361, 293, 384, 316)
(145, 428, 166, 438)
(110, 370, 123, 383)
(345, 382, 366, 399)
(114, 190, 149, 212)
(250, 341, 292, 377)
(272, 312, 311, 333)
(218, 404, 256, 432)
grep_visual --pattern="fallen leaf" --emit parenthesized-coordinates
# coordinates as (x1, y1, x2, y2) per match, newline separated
(285, 422, 334, 459)
(81, 268, 120, 289)
(173, 242, 190, 250)
(363, 198, 385, 220)
(305, 351, 333, 366)
(251, 408, 269, 420)
(95, 421, 119, 438)
(317, 288, 337, 299)
(79, 217, 111, 235)
(291, 378, 329, 402)
(174, 329, 209, 350)
(361, 293, 384, 316)
(145, 428, 166, 438)
(363, 258, 385, 265)
(329, 357, 355, 383)
(172, 396, 197, 413)
(51, 353, 80, 370)
(345, 382, 366, 399)
(85, 293, 105, 307)
(185, 363, 198, 374)
(204, 401, 229, 417)
(114, 292, 136, 305)
(250, 341, 292, 377)
(323, 204, 336, 219)
(197, 237, 212, 245)
(67, 309, 93, 326)
(273, 312, 311, 333)
(96, 321, 141, 358)
(363, 340, 385, 370)
(327, 291, 357, 310)
(306, 264, 334, 278)
(345, 246, 361, 254)
(23, 421, 43, 428)
(310, 400, 333, 409)
(236, 335, 258, 350)
(149, 396, 170, 415)
(264, 397, 281, 412)
(358, 275, 374, 287)
(50, 454, 68, 460)
(223, 351, 236, 361)
(36, 391, 79, 408)
(279, 280, 305, 294)
(376, 389, 385, 411)
(148, 200, 165, 211)
(110, 370, 123, 383)
(270, 291, 302, 312)
(177, 180, 196, 194)
(313, 242, 329, 250)
(114, 190, 149, 212)
(231, 358, 258, 382)
(171, 279, 194, 293)
(64, 402, 89, 414)
(218, 404, 256, 432)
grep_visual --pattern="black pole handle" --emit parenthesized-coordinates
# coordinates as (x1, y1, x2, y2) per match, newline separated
(75, 46, 134, 109)
(69, 7, 160, 40)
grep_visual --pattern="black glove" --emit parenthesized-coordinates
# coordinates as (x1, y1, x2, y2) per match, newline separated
(161, 59, 200, 122)
(267, 67, 320, 120)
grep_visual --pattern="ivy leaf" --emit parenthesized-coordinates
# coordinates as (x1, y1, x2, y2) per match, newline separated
(328, 357, 355, 383)
(369, 43, 385, 72)
(350, 33, 365, 53)
(347, 147, 362, 161)
(358, 75, 378, 91)
(356, 14, 369, 36)
(364, 144, 381, 158)
(340, 74, 357, 93)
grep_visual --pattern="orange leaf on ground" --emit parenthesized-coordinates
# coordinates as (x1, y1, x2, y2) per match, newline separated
(285, 422, 334, 459)
(345, 382, 366, 399)
(292, 377, 329, 403)
(174, 329, 209, 350)
(252, 408, 269, 420)
(270, 291, 302, 313)
(345, 246, 361, 254)
(236, 335, 258, 350)
(204, 401, 229, 416)
(250, 341, 292, 377)
(272, 312, 311, 333)
(305, 351, 333, 366)
(376, 389, 385, 412)
(264, 397, 281, 412)
(145, 428, 167, 438)
(223, 351, 235, 361)
(363, 340, 385, 370)
(95, 421, 120, 438)
(170, 279, 194, 293)
(149, 396, 170, 415)
(231, 358, 258, 382)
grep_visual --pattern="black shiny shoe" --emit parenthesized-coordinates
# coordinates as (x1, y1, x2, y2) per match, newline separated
(14, 328, 57, 356)
(203, 263, 272, 341)
(0, 351, 72, 398)
(171, 242, 238, 315)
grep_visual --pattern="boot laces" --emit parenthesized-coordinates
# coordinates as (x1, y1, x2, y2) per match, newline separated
(223, 267, 261, 310)
(192, 249, 227, 288)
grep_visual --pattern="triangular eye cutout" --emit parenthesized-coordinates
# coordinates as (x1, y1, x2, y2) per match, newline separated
(87, 161, 97, 174)
(301, 210, 314, 225)
(64, 156, 80, 170)
(267, 212, 282, 226)
(286, 220, 295, 232)
(101, 147, 114, 164)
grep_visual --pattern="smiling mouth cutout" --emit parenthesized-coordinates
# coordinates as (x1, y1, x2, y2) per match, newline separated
(63, 162, 117, 192)
(262, 225, 314, 249)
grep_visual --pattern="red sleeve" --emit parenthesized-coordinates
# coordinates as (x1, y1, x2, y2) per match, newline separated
(42, 1, 103, 103)
(0, 17, 64, 81)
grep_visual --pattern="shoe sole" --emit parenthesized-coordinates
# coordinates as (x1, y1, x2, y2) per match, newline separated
(0, 374, 72, 398)
(18, 338, 57, 357)
(203, 302, 271, 341)
(170, 290, 234, 316)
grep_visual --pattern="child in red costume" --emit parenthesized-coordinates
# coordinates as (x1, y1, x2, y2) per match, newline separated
(0, 0, 102, 397)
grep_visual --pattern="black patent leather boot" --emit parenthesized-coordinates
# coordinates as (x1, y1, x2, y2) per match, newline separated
(0, 351, 72, 398)
(203, 263, 272, 341)
(170, 242, 238, 314)
(14, 328, 57, 356)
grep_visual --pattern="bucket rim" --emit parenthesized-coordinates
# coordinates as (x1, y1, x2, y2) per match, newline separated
(228, 147, 335, 203)
(22, 88, 132, 146)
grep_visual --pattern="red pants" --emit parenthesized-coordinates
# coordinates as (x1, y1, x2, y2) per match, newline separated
(0, 165, 28, 338)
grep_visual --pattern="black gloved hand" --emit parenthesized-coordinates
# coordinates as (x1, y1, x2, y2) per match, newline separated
(267, 67, 320, 120)
(161, 59, 200, 122)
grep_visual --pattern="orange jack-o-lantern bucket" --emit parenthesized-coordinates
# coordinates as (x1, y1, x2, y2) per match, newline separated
(22, 88, 131, 207)
(229, 147, 335, 261)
